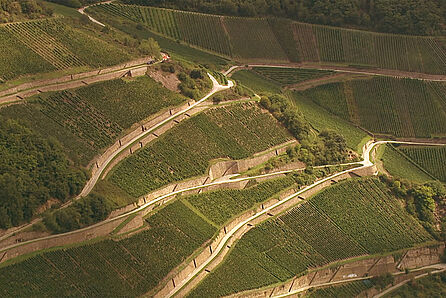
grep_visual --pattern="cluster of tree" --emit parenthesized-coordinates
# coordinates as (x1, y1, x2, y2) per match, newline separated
(43, 194, 112, 233)
(0, 119, 87, 229)
(0, 0, 53, 23)
(123, 0, 446, 36)
(212, 84, 252, 104)
(379, 174, 446, 239)
(260, 94, 350, 167)
(260, 94, 310, 140)
(177, 66, 212, 100)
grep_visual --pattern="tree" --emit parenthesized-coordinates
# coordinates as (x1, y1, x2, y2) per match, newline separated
(138, 38, 161, 59)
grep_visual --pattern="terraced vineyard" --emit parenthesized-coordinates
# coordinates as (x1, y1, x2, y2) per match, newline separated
(188, 178, 433, 297)
(288, 91, 368, 151)
(91, 3, 446, 74)
(251, 67, 334, 86)
(0, 27, 55, 81)
(108, 103, 292, 197)
(381, 145, 434, 183)
(5, 21, 85, 69)
(295, 77, 446, 138)
(92, 3, 232, 57)
(0, 76, 185, 166)
(0, 18, 134, 81)
(0, 177, 293, 296)
(186, 176, 295, 225)
(400, 145, 446, 182)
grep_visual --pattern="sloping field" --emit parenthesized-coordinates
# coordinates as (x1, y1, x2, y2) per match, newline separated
(223, 17, 287, 61)
(399, 145, 446, 182)
(108, 103, 292, 197)
(5, 21, 85, 69)
(295, 78, 446, 138)
(0, 27, 55, 81)
(0, 76, 185, 166)
(93, 4, 232, 57)
(305, 280, 374, 297)
(0, 18, 134, 81)
(0, 177, 293, 297)
(91, 4, 446, 73)
(188, 178, 432, 297)
(381, 145, 434, 183)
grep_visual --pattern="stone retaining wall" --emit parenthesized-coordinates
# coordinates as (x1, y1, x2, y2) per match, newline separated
(234, 244, 445, 298)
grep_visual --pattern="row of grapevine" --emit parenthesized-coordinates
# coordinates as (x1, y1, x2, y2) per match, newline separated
(91, 3, 446, 73)
(311, 178, 433, 252)
(188, 178, 433, 297)
(0, 27, 55, 81)
(95, 4, 232, 56)
(186, 176, 295, 225)
(75, 76, 185, 129)
(299, 77, 446, 138)
(0, 76, 185, 166)
(0, 165, 297, 296)
(252, 67, 333, 86)
(5, 21, 85, 69)
(33, 19, 132, 68)
(0, 200, 216, 296)
(400, 146, 446, 182)
(108, 103, 292, 197)
(37, 91, 123, 150)
(223, 17, 288, 61)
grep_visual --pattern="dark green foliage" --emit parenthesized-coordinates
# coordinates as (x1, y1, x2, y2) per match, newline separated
(121, 0, 446, 36)
(43, 194, 112, 233)
(0, 119, 87, 229)
(0, 0, 52, 23)
(260, 94, 310, 140)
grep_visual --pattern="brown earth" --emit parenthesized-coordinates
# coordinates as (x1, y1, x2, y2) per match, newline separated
(148, 69, 180, 92)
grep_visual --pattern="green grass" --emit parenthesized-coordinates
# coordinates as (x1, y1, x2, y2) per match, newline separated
(288, 91, 368, 151)
(107, 102, 292, 197)
(381, 145, 435, 183)
(231, 70, 282, 94)
(188, 178, 432, 297)
(399, 145, 446, 182)
(42, 1, 82, 18)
